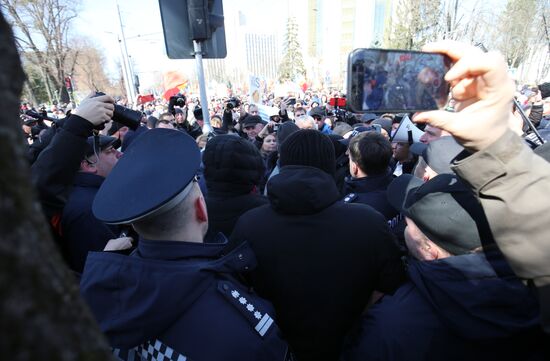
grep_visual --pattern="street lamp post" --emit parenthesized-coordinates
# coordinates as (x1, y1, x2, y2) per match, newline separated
(105, 31, 133, 105)
(116, 1, 137, 105)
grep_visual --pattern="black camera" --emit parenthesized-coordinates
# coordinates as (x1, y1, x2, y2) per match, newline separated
(226, 97, 241, 110)
(95, 92, 140, 130)
(171, 94, 186, 108)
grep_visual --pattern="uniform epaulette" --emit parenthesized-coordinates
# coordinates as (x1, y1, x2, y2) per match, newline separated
(343, 193, 358, 203)
(218, 280, 275, 338)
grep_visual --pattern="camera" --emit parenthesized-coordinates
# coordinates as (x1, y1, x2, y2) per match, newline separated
(95, 92, 140, 130)
(168, 93, 187, 116)
(226, 97, 241, 110)
(171, 93, 186, 108)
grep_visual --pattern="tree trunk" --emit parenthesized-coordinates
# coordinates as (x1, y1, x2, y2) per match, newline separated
(0, 12, 115, 361)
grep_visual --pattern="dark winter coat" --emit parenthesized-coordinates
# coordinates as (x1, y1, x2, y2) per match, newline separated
(342, 169, 399, 221)
(61, 172, 121, 273)
(80, 238, 291, 361)
(342, 252, 546, 361)
(31, 115, 102, 268)
(203, 135, 267, 238)
(229, 165, 406, 361)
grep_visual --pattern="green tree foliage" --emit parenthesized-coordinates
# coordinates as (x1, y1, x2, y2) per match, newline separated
(278, 17, 306, 82)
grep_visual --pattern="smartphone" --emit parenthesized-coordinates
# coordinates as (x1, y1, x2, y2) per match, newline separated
(347, 48, 452, 113)
(286, 97, 297, 106)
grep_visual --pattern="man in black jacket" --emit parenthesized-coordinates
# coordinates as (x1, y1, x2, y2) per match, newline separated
(203, 135, 267, 238)
(31, 94, 130, 273)
(229, 129, 406, 361)
(342, 131, 399, 222)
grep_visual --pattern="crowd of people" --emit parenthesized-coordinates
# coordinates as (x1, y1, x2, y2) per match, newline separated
(24, 41, 550, 360)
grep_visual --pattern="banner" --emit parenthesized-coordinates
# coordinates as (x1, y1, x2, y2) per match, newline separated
(137, 94, 155, 104)
(249, 75, 266, 104)
(163, 71, 188, 100)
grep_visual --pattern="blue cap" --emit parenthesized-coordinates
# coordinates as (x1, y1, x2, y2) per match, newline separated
(360, 113, 377, 122)
(92, 129, 201, 224)
(339, 125, 381, 146)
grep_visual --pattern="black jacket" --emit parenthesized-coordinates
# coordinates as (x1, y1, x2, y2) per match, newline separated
(31, 115, 94, 258)
(229, 165, 406, 361)
(61, 172, 120, 273)
(342, 169, 399, 221)
(32, 115, 94, 219)
(81, 239, 291, 361)
(206, 193, 267, 239)
(31, 115, 121, 272)
(203, 135, 267, 239)
(342, 252, 545, 361)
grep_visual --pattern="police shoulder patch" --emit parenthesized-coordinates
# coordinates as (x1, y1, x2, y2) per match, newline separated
(343, 193, 357, 203)
(217, 280, 274, 338)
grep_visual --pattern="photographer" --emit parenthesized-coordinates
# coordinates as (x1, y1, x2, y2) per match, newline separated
(168, 93, 201, 138)
(221, 97, 244, 134)
(32, 93, 133, 274)
(255, 120, 279, 157)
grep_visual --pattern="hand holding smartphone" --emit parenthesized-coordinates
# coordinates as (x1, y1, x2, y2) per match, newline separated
(347, 48, 452, 113)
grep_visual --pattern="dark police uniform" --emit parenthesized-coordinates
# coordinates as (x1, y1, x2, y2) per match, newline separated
(80, 129, 291, 361)
(342, 170, 400, 223)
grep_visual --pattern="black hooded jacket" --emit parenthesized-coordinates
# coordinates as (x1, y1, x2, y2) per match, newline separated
(203, 135, 268, 239)
(229, 165, 406, 361)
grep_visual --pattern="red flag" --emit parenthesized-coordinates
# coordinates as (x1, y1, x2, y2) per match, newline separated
(137, 94, 155, 104)
(163, 71, 188, 101)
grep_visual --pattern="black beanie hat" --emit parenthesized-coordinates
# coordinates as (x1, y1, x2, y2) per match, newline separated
(193, 106, 203, 120)
(279, 129, 336, 175)
(276, 121, 299, 151)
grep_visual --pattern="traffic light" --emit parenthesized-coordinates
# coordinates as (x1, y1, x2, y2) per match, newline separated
(158, 0, 227, 59)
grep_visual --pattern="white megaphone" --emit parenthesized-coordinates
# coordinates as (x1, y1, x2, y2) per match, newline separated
(391, 115, 424, 144)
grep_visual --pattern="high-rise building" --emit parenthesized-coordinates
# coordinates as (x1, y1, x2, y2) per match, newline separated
(244, 33, 280, 80)
(305, 0, 394, 88)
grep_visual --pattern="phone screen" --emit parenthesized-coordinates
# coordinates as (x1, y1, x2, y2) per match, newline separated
(347, 49, 452, 113)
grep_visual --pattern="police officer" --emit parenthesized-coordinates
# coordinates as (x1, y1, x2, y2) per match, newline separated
(342, 130, 399, 222)
(80, 129, 291, 361)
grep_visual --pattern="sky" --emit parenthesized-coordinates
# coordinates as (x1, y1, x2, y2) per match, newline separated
(74, 0, 295, 89)
(73, 0, 545, 92)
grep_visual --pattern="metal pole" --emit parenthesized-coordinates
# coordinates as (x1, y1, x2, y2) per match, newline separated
(476, 42, 544, 144)
(193, 40, 213, 134)
(117, 2, 136, 105)
(514, 98, 545, 144)
(117, 35, 133, 103)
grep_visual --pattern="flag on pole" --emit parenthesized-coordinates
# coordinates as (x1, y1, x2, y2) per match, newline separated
(163, 71, 188, 100)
